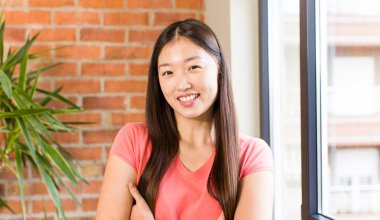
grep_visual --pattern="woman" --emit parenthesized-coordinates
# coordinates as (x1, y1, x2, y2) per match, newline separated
(96, 19, 273, 220)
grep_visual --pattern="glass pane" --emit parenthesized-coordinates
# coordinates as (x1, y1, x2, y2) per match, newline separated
(321, 0, 380, 219)
(268, 0, 301, 219)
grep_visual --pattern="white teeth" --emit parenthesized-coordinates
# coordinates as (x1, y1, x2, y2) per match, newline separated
(178, 94, 198, 102)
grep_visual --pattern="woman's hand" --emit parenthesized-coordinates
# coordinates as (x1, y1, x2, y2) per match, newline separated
(128, 182, 155, 220)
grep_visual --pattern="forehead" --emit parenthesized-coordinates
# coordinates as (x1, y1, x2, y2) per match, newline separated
(158, 37, 211, 64)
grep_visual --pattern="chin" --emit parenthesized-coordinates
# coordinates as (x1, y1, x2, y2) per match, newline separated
(176, 110, 212, 121)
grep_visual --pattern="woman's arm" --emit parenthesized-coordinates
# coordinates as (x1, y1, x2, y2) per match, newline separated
(234, 171, 274, 220)
(96, 155, 137, 220)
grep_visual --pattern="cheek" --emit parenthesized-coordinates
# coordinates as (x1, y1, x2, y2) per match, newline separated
(159, 80, 174, 99)
(206, 74, 219, 94)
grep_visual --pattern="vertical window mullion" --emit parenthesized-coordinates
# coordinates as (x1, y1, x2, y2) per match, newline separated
(300, 0, 334, 219)
(300, 0, 319, 218)
(259, 0, 270, 145)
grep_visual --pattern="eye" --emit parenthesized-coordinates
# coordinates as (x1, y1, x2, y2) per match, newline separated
(162, 71, 173, 76)
(189, 65, 201, 71)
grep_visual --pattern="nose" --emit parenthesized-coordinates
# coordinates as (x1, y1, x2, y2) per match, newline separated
(177, 73, 192, 91)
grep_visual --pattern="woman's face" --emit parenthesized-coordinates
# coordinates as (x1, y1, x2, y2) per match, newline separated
(157, 37, 219, 121)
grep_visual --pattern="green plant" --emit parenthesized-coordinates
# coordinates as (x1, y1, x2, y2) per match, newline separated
(0, 14, 87, 219)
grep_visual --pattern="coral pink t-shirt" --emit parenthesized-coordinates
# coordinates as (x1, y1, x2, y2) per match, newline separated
(109, 123, 273, 220)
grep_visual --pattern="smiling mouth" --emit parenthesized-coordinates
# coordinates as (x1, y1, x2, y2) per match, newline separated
(177, 94, 200, 102)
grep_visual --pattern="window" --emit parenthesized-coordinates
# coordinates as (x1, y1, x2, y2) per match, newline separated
(262, 0, 380, 219)
(300, 0, 380, 219)
(261, 0, 301, 219)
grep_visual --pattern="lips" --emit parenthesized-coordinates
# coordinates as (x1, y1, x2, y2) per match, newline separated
(177, 93, 200, 102)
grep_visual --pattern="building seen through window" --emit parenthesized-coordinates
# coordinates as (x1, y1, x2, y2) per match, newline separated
(269, 0, 380, 219)
(322, 1, 380, 219)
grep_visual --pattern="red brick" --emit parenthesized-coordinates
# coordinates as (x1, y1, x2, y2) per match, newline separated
(83, 96, 126, 110)
(0, 184, 4, 197)
(105, 46, 150, 59)
(44, 96, 78, 109)
(176, 0, 204, 9)
(36, 79, 52, 92)
(62, 179, 103, 194)
(129, 29, 161, 43)
(56, 45, 101, 59)
(104, 12, 148, 26)
(129, 63, 149, 75)
(31, 167, 41, 178)
(51, 132, 79, 144)
(198, 13, 205, 22)
(82, 180, 102, 194)
(83, 130, 118, 144)
(80, 28, 125, 42)
(5, 28, 26, 42)
(105, 80, 147, 93)
(112, 113, 145, 125)
(0, 0, 24, 6)
(56, 113, 101, 127)
(55, 79, 100, 94)
(105, 146, 111, 154)
(3, 11, 50, 25)
(82, 198, 98, 211)
(29, 45, 53, 57)
(6, 182, 30, 196)
(55, 11, 100, 25)
(32, 62, 77, 77)
(29, 0, 74, 7)
(30, 182, 49, 195)
(0, 167, 18, 180)
(79, 0, 124, 8)
(0, 200, 23, 214)
(81, 63, 125, 77)
(28, 217, 55, 220)
(131, 96, 146, 109)
(81, 164, 103, 177)
(31, 28, 76, 42)
(32, 198, 76, 213)
(128, 0, 172, 9)
(154, 12, 196, 25)
(66, 147, 102, 160)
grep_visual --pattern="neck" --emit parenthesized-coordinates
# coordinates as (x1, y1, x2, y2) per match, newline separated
(176, 117, 215, 150)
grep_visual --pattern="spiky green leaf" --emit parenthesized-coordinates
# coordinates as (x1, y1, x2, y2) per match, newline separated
(37, 88, 81, 110)
(0, 197, 15, 214)
(15, 145, 26, 219)
(0, 21, 4, 64)
(0, 70, 12, 98)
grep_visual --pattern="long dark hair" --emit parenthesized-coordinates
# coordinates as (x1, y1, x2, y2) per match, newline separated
(138, 19, 240, 220)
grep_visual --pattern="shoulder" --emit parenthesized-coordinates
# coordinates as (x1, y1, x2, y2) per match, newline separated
(120, 122, 148, 137)
(114, 122, 149, 152)
(109, 122, 150, 172)
(238, 133, 273, 179)
(239, 133, 270, 154)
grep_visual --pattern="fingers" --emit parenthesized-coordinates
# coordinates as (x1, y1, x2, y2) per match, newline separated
(128, 182, 155, 220)
(128, 182, 144, 204)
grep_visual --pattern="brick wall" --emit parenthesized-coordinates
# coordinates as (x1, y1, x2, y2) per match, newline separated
(0, 0, 204, 219)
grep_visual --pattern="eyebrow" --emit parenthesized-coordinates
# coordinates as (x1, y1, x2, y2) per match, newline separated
(158, 56, 201, 69)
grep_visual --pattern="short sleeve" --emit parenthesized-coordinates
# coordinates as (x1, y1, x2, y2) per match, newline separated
(239, 137, 273, 179)
(109, 123, 138, 171)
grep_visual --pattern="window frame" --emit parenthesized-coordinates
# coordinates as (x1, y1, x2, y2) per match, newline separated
(259, 0, 339, 219)
(259, 0, 270, 145)
(300, 0, 334, 219)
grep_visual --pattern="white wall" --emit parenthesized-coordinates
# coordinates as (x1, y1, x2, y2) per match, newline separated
(205, 0, 260, 137)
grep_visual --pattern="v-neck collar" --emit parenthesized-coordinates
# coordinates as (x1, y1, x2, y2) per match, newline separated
(175, 148, 216, 178)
